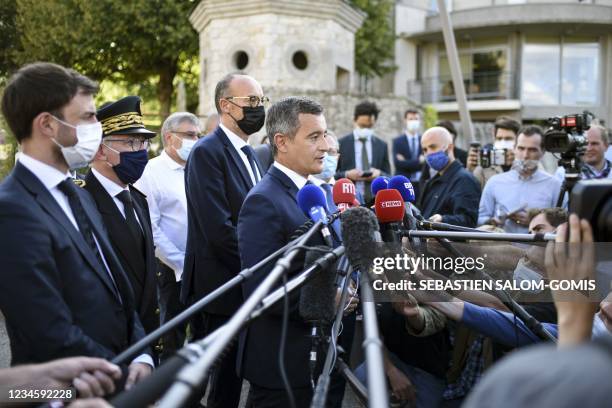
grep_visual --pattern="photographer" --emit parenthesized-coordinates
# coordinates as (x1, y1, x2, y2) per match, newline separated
(478, 125, 562, 233)
(468, 116, 520, 189)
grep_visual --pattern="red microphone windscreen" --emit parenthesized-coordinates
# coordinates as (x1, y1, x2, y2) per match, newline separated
(333, 178, 356, 205)
(375, 189, 405, 223)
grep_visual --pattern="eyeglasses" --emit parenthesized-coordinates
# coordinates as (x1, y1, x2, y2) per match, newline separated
(225, 95, 270, 108)
(104, 138, 149, 151)
(172, 131, 202, 140)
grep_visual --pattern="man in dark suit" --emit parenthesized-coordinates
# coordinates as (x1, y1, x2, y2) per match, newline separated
(335, 101, 390, 205)
(237, 96, 330, 407)
(392, 109, 424, 198)
(182, 73, 266, 408)
(84, 96, 159, 342)
(0, 62, 151, 389)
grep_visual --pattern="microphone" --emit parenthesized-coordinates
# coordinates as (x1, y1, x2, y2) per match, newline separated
(370, 176, 390, 198)
(388, 175, 422, 247)
(374, 189, 405, 243)
(298, 184, 334, 247)
(299, 246, 337, 387)
(340, 207, 382, 271)
(333, 178, 357, 213)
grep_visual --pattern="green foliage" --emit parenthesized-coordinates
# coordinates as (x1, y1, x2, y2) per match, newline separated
(423, 104, 439, 130)
(0, 1, 19, 81)
(9, 0, 198, 119)
(350, 0, 396, 79)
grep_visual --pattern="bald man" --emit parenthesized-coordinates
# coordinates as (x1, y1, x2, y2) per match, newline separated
(183, 73, 266, 408)
(416, 127, 481, 227)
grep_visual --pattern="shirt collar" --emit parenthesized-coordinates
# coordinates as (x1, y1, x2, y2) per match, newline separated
(353, 130, 372, 142)
(18, 153, 71, 190)
(160, 150, 184, 170)
(220, 123, 248, 151)
(583, 160, 610, 177)
(91, 168, 128, 197)
(309, 175, 334, 187)
(273, 161, 309, 190)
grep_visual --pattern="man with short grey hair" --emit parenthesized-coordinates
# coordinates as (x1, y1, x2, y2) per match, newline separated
(134, 111, 201, 362)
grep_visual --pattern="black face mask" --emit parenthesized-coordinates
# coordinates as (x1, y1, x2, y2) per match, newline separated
(230, 105, 265, 135)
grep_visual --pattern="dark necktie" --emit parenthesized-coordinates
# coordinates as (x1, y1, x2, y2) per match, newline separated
(359, 136, 372, 204)
(116, 190, 145, 256)
(241, 145, 261, 184)
(57, 178, 107, 270)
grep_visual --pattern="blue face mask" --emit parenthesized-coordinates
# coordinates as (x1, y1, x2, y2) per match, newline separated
(316, 155, 338, 180)
(105, 145, 149, 185)
(426, 147, 450, 171)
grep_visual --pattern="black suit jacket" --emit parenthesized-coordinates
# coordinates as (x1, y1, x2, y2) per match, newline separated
(84, 170, 159, 335)
(237, 165, 325, 389)
(182, 126, 263, 315)
(392, 133, 422, 179)
(0, 162, 147, 365)
(335, 132, 391, 179)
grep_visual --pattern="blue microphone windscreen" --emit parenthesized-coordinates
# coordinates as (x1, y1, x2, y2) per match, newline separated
(371, 176, 390, 197)
(297, 184, 329, 215)
(388, 175, 416, 202)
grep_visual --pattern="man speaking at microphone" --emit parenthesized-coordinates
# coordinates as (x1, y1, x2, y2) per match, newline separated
(237, 97, 330, 407)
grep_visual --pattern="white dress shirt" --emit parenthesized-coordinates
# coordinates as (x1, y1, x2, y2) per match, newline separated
(273, 161, 308, 190)
(220, 123, 261, 185)
(353, 131, 373, 198)
(405, 132, 422, 180)
(135, 151, 187, 281)
(18, 154, 153, 367)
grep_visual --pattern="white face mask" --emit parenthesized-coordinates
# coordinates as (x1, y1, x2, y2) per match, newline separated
(513, 257, 543, 294)
(176, 137, 197, 161)
(406, 120, 420, 133)
(592, 313, 611, 341)
(51, 116, 103, 170)
(494, 140, 515, 150)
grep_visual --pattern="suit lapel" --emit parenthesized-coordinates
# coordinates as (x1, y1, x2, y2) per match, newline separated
(14, 163, 120, 301)
(345, 135, 357, 169)
(216, 128, 254, 189)
(268, 166, 299, 203)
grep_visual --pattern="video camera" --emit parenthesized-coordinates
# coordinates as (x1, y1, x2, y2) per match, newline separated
(571, 179, 612, 241)
(543, 111, 592, 154)
(469, 142, 509, 169)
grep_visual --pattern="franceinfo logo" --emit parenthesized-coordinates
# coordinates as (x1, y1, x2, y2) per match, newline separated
(381, 200, 403, 208)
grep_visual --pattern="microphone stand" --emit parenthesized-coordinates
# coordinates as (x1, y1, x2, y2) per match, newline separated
(358, 270, 389, 408)
(157, 221, 325, 408)
(112, 215, 340, 365)
(404, 229, 555, 242)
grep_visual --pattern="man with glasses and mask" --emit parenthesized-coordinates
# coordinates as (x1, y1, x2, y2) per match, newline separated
(135, 112, 201, 362)
(0, 63, 152, 390)
(182, 73, 266, 408)
(84, 96, 160, 355)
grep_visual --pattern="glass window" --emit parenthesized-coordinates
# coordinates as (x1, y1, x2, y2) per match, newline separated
(561, 42, 599, 106)
(521, 43, 560, 105)
(521, 37, 599, 106)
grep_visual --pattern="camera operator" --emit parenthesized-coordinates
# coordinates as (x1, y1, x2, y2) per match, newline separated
(478, 125, 562, 233)
(467, 116, 520, 189)
(554, 125, 612, 181)
(463, 215, 612, 408)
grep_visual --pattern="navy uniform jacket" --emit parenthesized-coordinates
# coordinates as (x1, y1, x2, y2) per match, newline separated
(417, 160, 481, 228)
(335, 132, 391, 180)
(237, 165, 325, 389)
(0, 163, 146, 364)
(84, 170, 159, 335)
(182, 126, 263, 315)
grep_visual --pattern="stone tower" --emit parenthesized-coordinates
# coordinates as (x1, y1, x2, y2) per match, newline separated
(189, 0, 365, 116)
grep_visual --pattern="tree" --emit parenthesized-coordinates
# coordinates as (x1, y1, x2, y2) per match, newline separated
(0, 0, 19, 82)
(12, 0, 198, 119)
(350, 0, 396, 79)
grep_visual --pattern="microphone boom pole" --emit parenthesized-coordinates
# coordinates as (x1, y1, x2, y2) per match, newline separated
(157, 221, 326, 408)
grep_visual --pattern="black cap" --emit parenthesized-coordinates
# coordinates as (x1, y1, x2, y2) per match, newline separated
(97, 96, 156, 138)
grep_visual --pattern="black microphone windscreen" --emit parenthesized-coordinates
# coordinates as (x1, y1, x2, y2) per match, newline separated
(340, 207, 380, 270)
(299, 246, 337, 323)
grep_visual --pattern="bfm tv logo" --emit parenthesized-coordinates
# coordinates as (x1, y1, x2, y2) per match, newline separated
(341, 182, 356, 195)
(381, 200, 403, 208)
(404, 182, 415, 195)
